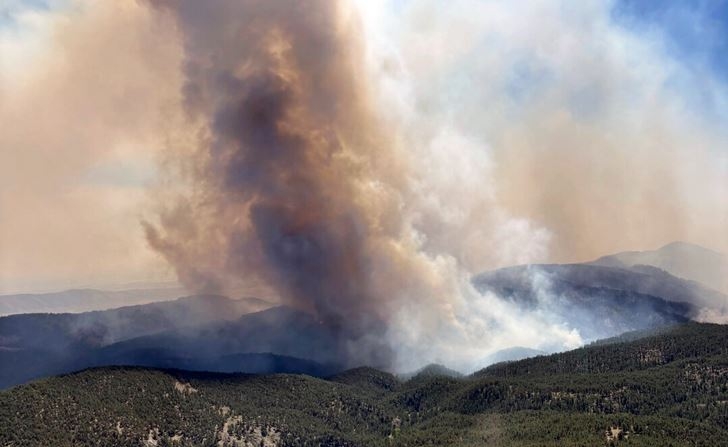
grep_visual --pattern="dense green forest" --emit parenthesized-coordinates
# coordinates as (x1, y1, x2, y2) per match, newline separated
(2, 322, 727, 446)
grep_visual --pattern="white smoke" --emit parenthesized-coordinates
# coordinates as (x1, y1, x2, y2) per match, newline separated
(354, 0, 728, 372)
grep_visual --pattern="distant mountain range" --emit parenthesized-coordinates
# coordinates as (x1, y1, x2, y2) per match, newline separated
(0, 295, 278, 388)
(80, 305, 345, 372)
(0, 287, 187, 316)
(2, 322, 727, 446)
(591, 241, 728, 294)
(1, 241, 725, 390)
(474, 242, 728, 342)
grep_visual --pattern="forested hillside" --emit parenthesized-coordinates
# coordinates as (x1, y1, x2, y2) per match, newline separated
(2, 322, 727, 446)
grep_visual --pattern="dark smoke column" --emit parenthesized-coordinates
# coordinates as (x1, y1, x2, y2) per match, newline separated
(144, 0, 405, 367)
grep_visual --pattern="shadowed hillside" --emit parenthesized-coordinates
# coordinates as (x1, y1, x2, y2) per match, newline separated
(0, 295, 279, 388)
(3, 259, 726, 390)
(473, 262, 728, 341)
(2, 322, 727, 446)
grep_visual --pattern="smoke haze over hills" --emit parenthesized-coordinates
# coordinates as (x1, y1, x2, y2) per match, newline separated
(2, 0, 728, 370)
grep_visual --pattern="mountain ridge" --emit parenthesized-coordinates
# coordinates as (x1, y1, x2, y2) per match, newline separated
(0, 294, 277, 388)
(0, 287, 188, 316)
(591, 241, 728, 294)
(2, 322, 727, 446)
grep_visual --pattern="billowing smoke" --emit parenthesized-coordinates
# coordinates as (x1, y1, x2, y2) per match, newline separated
(138, 0, 728, 370)
(142, 0, 416, 367)
(7, 0, 728, 372)
(141, 0, 563, 369)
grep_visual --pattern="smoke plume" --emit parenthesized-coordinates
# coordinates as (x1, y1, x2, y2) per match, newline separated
(140, 0, 728, 370)
(8, 0, 728, 371)
(143, 0, 416, 367)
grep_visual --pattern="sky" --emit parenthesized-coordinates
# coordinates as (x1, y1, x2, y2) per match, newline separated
(1, 0, 728, 296)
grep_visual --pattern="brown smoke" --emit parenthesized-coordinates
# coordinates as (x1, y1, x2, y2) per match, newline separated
(143, 0, 411, 366)
(0, 1, 182, 293)
(7, 0, 728, 370)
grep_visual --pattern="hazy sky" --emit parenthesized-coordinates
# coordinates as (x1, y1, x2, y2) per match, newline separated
(1, 0, 727, 294)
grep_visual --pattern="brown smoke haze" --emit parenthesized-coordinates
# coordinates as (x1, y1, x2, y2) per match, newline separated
(0, 1, 183, 292)
(3, 0, 728, 368)
(142, 0, 418, 366)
